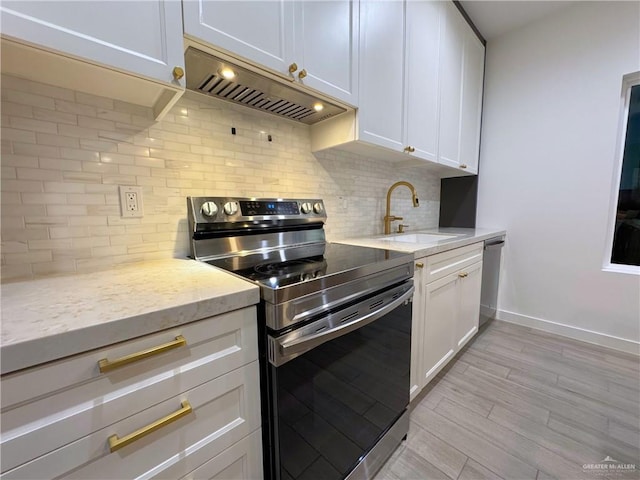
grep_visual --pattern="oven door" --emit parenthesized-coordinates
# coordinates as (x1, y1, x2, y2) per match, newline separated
(265, 281, 413, 480)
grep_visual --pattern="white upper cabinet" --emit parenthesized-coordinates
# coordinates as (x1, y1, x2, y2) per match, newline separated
(459, 27, 485, 175)
(358, 0, 405, 150)
(404, 0, 443, 163)
(183, 0, 359, 106)
(311, 0, 484, 178)
(358, 0, 442, 158)
(438, 1, 485, 174)
(296, 1, 360, 107)
(0, 0, 185, 118)
(438, 1, 466, 170)
(182, 1, 295, 75)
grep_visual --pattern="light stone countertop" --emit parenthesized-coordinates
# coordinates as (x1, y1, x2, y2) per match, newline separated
(0, 258, 259, 375)
(335, 227, 506, 258)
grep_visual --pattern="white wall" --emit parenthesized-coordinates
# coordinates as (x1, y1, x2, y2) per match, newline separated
(477, 1, 640, 352)
(0, 75, 440, 282)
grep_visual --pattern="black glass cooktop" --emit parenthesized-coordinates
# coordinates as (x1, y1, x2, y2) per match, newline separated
(206, 243, 412, 291)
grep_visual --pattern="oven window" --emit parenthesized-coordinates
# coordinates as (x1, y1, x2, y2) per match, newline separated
(271, 302, 411, 480)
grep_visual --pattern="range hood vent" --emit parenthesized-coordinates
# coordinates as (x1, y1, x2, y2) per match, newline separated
(185, 47, 347, 125)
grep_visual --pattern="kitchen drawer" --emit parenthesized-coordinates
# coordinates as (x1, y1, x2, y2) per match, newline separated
(179, 429, 263, 480)
(1, 307, 257, 473)
(424, 242, 483, 284)
(2, 362, 261, 479)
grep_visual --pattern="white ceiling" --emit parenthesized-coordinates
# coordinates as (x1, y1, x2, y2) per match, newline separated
(459, 1, 574, 40)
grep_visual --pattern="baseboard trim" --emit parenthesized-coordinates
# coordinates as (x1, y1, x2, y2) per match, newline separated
(496, 309, 640, 355)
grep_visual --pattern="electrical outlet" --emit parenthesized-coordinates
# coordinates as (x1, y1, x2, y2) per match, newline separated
(119, 186, 143, 218)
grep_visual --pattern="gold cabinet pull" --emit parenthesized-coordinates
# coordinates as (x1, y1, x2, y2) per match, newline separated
(288, 62, 298, 74)
(98, 335, 187, 373)
(172, 66, 184, 80)
(298, 69, 308, 79)
(458, 272, 468, 278)
(459, 164, 468, 169)
(415, 262, 424, 268)
(403, 146, 415, 153)
(108, 400, 192, 452)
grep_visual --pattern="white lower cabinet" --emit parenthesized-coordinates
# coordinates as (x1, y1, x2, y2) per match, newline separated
(411, 243, 483, 400)
(0, 307, 262, 479)
(180, 429, 263, 480)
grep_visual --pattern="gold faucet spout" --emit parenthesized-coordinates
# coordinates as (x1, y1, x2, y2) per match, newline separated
(384, 181, 420, 235)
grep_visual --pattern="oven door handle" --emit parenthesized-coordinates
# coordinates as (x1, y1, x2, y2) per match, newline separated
(270, 284, 414, 366)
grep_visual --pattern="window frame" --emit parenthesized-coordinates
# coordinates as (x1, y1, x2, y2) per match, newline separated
(603, 71, 640, 275)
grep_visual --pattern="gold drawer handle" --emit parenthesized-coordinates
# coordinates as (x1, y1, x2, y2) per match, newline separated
(98, 335, 187, 373)
(415, 262, 424, 268)
(108, 400, 192, 452)
(458, 272, 468, 278)
(459, 164, 468, 169)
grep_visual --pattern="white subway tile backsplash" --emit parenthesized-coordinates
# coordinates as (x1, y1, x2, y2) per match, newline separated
(75, 91, 113, 110)
(4, 251, 53, 265)
(2, 127, 37, 143)
(21, 193, 67, 205)
(9, 117, 58, 134)
(33, 108, 77, 125)
(3, 179, 44, 193)
(45, 205, 88, 216)
(54, 99, 97, 117)
(2, 166, 16, 179)
(60, 147, 100, 162)
(14, 143, 59, 157)
(39, 157, 82, 172)
(2, 89, 56, 109)
(66, 193, 105, 205)
(36, 133, 80, 148)
(78, 115, 115, 131)
(2, 154, 39, 168)
(1, 75, 441, 281)
(3, 102, 34, 118)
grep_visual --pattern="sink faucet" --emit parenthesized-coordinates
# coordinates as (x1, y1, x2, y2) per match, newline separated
(384, 181, 420, 235)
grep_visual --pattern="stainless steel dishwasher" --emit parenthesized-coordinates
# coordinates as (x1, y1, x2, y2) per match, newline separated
(480, 236, 505, 326)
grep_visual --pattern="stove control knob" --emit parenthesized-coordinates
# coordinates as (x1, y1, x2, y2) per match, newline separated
(313, 202, 324, 214)
(201, 201, 218, 217)
(223, 202, 238, 216)
(300, 202, 312, 214)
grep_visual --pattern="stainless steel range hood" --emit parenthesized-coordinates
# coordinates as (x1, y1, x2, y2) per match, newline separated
(184, 47, 347, 125)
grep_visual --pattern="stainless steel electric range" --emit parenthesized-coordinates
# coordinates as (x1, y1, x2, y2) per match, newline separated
(187, 196, 415, 480)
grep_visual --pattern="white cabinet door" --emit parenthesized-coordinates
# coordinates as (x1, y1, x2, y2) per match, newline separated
(179, 429, 263, 480)
(182, 0, 295, 75)
(358, 0, 405, 151)
(404, 0, 442, 163)
(455, 261, 483, 349)
(410, 259, 426, 402)
(296, 0, 359, 105)
(0, 0, 184, 86)
(438, 1, 465, 170)
(422, 272, 457, 386)
(459, 28, 485, 175)
(183, 0, 358, 106)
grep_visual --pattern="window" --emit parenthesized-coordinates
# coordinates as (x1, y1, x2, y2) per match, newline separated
(608, 73, 640, 269)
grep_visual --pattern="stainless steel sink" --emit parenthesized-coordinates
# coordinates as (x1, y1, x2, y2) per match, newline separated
(387, 233, 459, 243)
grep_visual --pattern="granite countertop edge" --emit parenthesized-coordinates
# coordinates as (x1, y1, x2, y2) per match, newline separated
(335, 227, 507, 258)
(0, 258, 260, 375)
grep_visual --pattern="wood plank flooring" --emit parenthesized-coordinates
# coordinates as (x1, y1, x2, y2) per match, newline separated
(374, 320, 640, 480)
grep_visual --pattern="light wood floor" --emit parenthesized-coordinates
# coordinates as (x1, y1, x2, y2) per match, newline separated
(375, 320, 640, 480)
